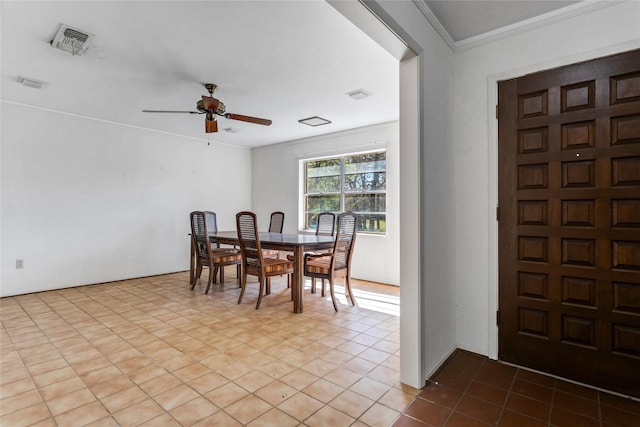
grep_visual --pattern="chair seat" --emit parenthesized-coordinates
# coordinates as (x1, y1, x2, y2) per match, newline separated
(305, 256, 331, 275)
(210, 249, 242, 264)
(248, 257, 293, 274)
(306, 255, 347, 274)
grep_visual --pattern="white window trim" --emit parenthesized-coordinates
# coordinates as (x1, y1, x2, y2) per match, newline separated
(299, 148, 388, 235)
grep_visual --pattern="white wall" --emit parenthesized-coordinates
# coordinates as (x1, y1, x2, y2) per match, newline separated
(453, 1, 640, 357)
(362, 0, 459, 388)
(251, 121, 400, 285)
(1, 103, 252, 297)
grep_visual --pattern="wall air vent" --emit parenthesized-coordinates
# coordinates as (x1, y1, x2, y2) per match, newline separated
(51, 24, 94, 55)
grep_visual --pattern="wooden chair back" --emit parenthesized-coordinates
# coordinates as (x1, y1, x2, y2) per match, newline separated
(268, 211, 285, 233)
(333, 212, 357, 271)
(236, 211, 263, 269)
(203, 211, 220, 247)
(316, 212, 336, 236)
(190, 211, 212, 260)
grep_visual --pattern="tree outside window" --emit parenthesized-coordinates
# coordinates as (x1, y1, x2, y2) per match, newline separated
(304, 150, 386, 234)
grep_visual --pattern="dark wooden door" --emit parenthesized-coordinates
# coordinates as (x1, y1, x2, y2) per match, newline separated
(498, 49, 640, 397)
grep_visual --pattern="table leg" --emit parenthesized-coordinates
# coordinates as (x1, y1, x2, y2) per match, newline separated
(292, 246, 304, 313)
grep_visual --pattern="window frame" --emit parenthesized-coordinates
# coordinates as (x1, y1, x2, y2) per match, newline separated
(301, 149, 387, 235)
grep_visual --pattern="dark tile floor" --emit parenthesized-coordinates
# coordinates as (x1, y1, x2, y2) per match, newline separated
(394, 350, 640, 426)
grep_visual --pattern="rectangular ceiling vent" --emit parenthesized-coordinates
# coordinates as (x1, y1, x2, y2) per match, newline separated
(51, 24, 94, 56)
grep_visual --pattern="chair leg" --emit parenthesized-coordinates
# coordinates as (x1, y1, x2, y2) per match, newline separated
(237, 273, 247, 304)
(205, 266, 214, 294)
(265, 278, 271, 295)
(311, 278, 316, 294)
(321, 279, 326, 297)
(192, 265, 203, 289)
(213, 267, 219, 284)
(256, 275, 265, 309)
(345, 275, 356, 306)
(219, 266, 225, 284)
(191, 264, 200, 290)
(236, 264, 241, 279)
(329, 279, 338, 312)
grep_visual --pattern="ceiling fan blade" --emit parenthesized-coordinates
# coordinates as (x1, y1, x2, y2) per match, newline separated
(142, 110, 202, 114)
(224, 113, 272, 126)
(205, 116, 218, 133)
(201, 96, 220, 111)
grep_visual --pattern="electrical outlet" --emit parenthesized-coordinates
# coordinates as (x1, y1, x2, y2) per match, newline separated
(16, 259, 24, 269)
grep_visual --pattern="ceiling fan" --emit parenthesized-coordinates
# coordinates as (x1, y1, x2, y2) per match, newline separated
(142, 83, 272, 133)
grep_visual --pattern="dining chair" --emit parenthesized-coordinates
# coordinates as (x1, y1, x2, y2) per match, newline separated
(304, 211, 357, 311)
(263, 211, 285, 260)
(190, 211, 242, 294)
(204, 210, 242, 280)
(236, 211, 294, 309)
(269, 211, 285, 232)
(287, 211, 336, 293)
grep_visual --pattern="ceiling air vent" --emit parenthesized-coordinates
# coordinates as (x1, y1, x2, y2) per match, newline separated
(51, 24, 94, 55)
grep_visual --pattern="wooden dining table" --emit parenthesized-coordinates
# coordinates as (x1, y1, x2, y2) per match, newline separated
(207, 231, 335, 313)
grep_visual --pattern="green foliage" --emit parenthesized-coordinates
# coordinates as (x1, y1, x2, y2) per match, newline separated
(304, 151, 387, 233)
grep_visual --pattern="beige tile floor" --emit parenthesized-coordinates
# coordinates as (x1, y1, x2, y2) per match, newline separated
(1, 270, 419, 426)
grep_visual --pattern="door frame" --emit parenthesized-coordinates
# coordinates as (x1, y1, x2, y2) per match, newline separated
(487, 41, 640, 360)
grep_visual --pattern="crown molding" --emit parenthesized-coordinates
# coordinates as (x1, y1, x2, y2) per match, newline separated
(414, 0, 624, 53)
(412, 0, 457, 52)
(0, 100, 247, 148)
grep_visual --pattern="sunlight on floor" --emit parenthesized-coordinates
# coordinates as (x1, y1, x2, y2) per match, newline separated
(308, 279, 400, 317)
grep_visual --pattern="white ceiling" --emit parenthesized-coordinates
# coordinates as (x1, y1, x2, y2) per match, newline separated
(2, 1, 399, 148)
(425, 1, 580, 42)
(1, 1, 584, 149)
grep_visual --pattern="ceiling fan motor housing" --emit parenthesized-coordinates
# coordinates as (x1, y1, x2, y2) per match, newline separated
(197, 99, 226, 115)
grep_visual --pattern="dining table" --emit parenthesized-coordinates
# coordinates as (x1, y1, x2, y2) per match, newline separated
(207, 231, 335, 313)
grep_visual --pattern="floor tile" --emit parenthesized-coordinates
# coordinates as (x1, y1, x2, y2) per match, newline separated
(224, 394, 272, 425)
(455, 394, 501, 424)
(112, 398, 165, 426)
(304, 404, 355, 427)
(0, 402, 51, 427)
(402, 396, 451, 426)
(379, 387, 417, 412)
(0, 389, 43, 415)
(349, 376, 390, 401)
(329, 389, 375, 419)
(153, 384, 199, 411)
(277, 392, 324, 421)
(247, 407, 299, 427)
(45, 386, 96, 416)
(100, 385, 148, 413)
(204, 381, 250, 408)
(303, 378, 345, 403)
(54, 401, 109, 427)
(193, 410, 242, 427)
(169, 396, 219, 426)
(445, 411, 492, 426)
(392, 414, 428, 426)
(254, 380, 297, 406)
(358, 402, 401, 427)
(4, 272, 640, 427)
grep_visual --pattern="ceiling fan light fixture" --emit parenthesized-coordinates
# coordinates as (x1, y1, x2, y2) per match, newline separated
(346, 89, 371, 100)
(299, 116, 332, 127)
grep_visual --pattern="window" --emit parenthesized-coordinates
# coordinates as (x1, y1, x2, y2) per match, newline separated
(304, 150, 386, 234)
